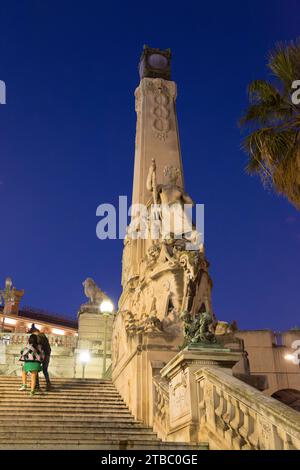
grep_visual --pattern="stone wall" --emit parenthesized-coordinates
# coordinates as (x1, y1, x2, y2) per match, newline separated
(235, 330, 300, 396)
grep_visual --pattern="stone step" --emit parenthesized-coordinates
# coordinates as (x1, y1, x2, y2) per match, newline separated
(0, 440, 207, 450)
(0, 397, 123, 403)
(0, 403, 130, 410)
(0, 376, 208, 450)
(0, 411, 136, 424)
(0, 378, 114, 383)
(0, 386, 121, 398)
(0, 423, 156, 431)
(0, 417, 139, 425)
(0, 386, 118, 394)
(0, 382, 116, 388)
(0, 389, 118, 395)
(0, 377, 112, 382)
(0, 395, 125, 402)
(0, 406, 129, 413)
(0, 380, 113, 384)
(0, 378, 113, 382)
(0, 430, 159, 440)
(0, 402, 127, 409)
(0, 383, 116, 389)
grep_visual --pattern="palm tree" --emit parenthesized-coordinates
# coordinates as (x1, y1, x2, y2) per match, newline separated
(240, 39, 300, 209)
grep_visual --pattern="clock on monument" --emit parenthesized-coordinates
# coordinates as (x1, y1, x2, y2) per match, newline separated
(138, 45, 171, 81)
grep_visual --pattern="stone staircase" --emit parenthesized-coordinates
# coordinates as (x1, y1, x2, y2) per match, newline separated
(0, 376, 207, 450)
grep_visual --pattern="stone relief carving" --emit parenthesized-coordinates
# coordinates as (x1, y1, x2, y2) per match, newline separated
(170, 371, 189, 420)
(145, 79, 175, 141)
(117, 159, 214, 341)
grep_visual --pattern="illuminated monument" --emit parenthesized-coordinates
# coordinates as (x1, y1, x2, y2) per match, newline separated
(111, 46, 300, 449)
(0, 47, 299, 450)
(112, 46, 241, 438)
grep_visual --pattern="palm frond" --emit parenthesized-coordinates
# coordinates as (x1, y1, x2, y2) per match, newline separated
(268, 41, 296, 90)
(240, 39, 300, 209)
(247, 80, 281, 104)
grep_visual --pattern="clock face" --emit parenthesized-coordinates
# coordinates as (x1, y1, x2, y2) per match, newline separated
(147, 53, 168, 70)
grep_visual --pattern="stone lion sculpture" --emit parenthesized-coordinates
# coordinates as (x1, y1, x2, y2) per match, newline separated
(82, 278, 106, 305)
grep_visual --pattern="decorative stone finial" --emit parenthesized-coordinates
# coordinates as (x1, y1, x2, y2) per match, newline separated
(0, 277, 24, 315)
(139, 45, 171, 81)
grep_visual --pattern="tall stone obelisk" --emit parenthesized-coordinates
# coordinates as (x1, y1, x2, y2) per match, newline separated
(112, 47, 214, 425)
(132, 46, 184, 208)
(125, 46, 192, 284)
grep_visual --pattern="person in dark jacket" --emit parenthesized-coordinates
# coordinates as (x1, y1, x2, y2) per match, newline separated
(28, 324, 52, 391)
(19, 334, 44, 396)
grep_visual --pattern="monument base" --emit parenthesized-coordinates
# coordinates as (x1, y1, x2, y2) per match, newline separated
(159, 344, 242, 443)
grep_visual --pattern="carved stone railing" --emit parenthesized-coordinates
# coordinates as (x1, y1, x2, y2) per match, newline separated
(195, 367, 300, 450)
(0, 332, 77, 349)
(153, 375, 170, 440)
(0, 333, 78, 378)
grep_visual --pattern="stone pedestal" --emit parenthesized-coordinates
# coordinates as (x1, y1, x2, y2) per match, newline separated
(160, 345, 242, 443)
(75, 304, 114, 379)
(112, 325, 183, 425)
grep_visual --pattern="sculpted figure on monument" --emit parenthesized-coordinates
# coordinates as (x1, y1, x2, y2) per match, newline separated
(181, 310, 216, 346)
(82, 278, 106, 305)
(146, 159, 195, 240)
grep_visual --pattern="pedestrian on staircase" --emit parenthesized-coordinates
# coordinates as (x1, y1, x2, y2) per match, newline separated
(19, 334, 45, 396)
(28, 324, 52, 391)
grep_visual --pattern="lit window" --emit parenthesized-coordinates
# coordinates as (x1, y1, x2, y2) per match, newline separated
(4, 318, 17, 325)
(52, 328, 65, 336)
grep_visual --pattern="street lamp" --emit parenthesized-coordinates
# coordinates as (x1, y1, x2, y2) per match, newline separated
(79, 350, 90, 378)
(100, 299, 114, 379)
(284, 352, 300, 367)
(284, 353, 296, 362)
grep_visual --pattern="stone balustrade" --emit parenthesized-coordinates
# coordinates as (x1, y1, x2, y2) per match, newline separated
(153, 376, 170, 440)
(195, 366, 300, 450)
(152, 347, 300, 449)
(0, 332, 78, 377)
(0, 332, 77, 349)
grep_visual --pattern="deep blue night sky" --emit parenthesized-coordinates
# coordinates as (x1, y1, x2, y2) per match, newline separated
(0, 1, 299, 330)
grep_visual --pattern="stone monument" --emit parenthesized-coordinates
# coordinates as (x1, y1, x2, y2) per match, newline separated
(112, 46, 226, 424)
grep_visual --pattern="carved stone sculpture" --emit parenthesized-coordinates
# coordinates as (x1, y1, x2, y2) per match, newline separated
(146, 159, 195, 241)
(0, 277, 24, 315)
(181, 310, 217, 347)
(82, 278, 106, 305)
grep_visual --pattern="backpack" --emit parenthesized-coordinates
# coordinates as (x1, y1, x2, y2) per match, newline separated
(37, 333, 51, 356)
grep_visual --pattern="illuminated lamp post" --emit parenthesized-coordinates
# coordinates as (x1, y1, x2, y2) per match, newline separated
(99, 300, 114, 379)
(284, 340, 300, 369)
(79, 350, 90, 379)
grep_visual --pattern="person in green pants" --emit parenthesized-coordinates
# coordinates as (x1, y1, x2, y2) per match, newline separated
(19, 334, 45, 396)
